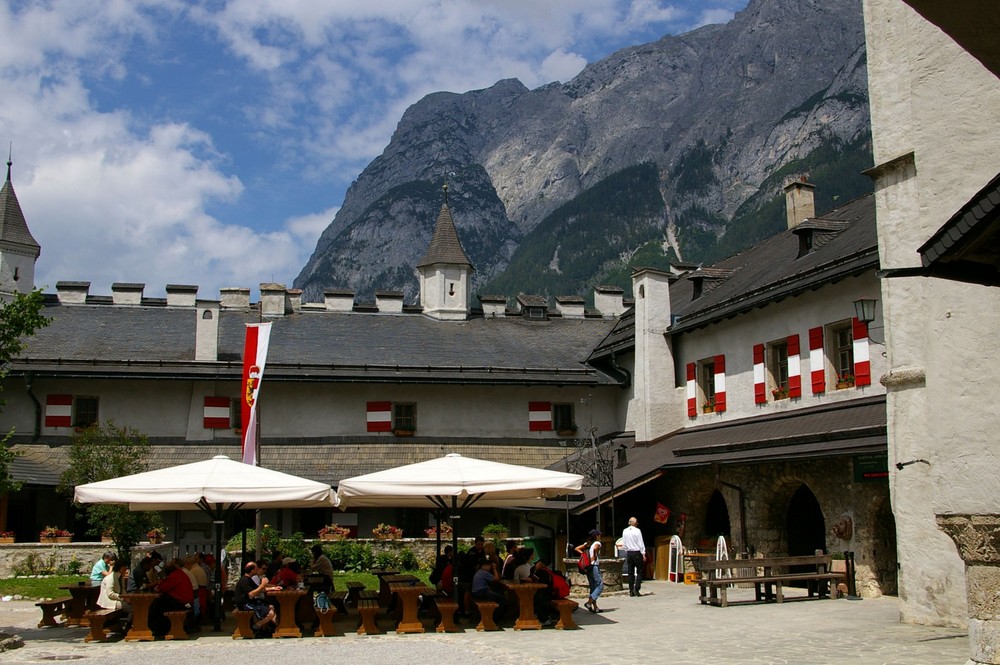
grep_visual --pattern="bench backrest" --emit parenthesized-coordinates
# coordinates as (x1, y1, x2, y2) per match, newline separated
(695, 555, 832, 573)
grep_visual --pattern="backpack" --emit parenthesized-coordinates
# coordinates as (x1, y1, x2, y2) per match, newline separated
(315, 591, 330, 613)
(551, 570, 570, 599)
(577, 548, 592, 572)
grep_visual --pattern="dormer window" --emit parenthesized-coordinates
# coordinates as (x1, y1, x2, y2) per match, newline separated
(527, 307, 546, 320)
(692, 277, 704, 300)
(798, 231, 814, 257)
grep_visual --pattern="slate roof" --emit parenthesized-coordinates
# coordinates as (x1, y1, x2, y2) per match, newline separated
(554, 395, 887, 513)
(0, 161, 39, 249)
(11, 439, 575, 487)
(12, 302, 620, 386)
(918, 169, 1000, 286)
(417, 202, 473, 269)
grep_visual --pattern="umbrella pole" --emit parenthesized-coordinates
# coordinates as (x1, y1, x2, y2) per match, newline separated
(451, 497, 460, 609)
(213, 516, 224, 632)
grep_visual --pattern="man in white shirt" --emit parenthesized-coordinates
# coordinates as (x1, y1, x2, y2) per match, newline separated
(621, 516, 646, 597)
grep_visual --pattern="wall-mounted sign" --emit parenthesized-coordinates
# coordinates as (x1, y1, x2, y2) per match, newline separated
(854, 454, 889, 482)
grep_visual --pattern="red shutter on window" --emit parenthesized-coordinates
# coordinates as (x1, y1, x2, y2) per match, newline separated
(203, 396, 231, 429)
(713, 354, 726, 412)
(809, 326, 825, 394)
(686, 362, 697, 417)
(44, 394, 73, 428)
(367, 401, 392, 432)
(852, 317, 871, 386)
(529, 401, 553, 431)
(787, 333, 802, 398)
(753, 344, 766, 404)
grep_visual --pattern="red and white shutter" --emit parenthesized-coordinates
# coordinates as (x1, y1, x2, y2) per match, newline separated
(787, 334, 802, 398)
(44, 394, 72, 428)
(686, 362, 697, 417)
(529, 402, 552, 431)
(713, 355, 726, 413)
(203, 397, 231, 429)
(366, 401, 392, 432)
(809, 326, 825, 394)
(853, 317, 871, 386)
(753, 344, 766, 404)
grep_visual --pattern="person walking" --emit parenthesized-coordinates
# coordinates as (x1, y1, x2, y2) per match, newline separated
(575, 529, 603, 612)
(621, 516, 646, 596)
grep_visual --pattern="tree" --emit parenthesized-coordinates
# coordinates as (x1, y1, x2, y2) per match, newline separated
(0, 290, 50, 524)
(58, 420, 161, 560)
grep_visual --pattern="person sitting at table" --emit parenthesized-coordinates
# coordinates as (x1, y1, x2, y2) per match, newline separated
(234, 561, 276, 637)
(149, 558, 194, 636)
(512, 547, 535, 583)
(483, 541, 502, 578)
(265, 551, 283, 580)
(97, 559, 134, 630)
(430, 545, 453, 588)
(90, 551, 116, 586)
(501, 540, 519, 579)
(128, 557, 154, 592)
(471, 557, 506, 624)
(275, 559, 301, 588)
(528, 557, 557, 626)
(185, 555, 209, 626)
(307, 545, 334, 591)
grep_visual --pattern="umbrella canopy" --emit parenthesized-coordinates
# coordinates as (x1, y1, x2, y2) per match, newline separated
(74, 454, 338, 511)
(335, 453, 583, 509)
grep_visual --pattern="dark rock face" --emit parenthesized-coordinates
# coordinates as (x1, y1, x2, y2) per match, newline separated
(295, 0, 869, 303)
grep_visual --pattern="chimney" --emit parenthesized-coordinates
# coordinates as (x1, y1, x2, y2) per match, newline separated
(166, 284, 198, 307)
(195, 301, 220, 361)
(375, 290, 404, 313)
(554, 295, 585, 318)
(220, 287, 251, 309)
(260, 283, 289, 317)
(784, 177, 816, 229)
(287, 288, 303, 312)
(593, 285, 625, 318)
(478, 295, 507, 317)
(111, 282, 144, 305)
(323, 289, 355, 312)
(55, 281, 90, 305)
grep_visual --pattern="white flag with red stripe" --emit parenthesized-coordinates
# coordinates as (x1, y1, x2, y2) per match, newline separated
(241, 322, 272, 465)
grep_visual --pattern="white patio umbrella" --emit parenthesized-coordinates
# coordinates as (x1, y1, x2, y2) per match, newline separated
(74, 454, 338, 630)
(336, 453, 583, 605)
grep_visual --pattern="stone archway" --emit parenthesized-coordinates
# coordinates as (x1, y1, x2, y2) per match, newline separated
(872, 497, 898, 595)
(785, 484, 826, 559)
(704, 489, 732, 542)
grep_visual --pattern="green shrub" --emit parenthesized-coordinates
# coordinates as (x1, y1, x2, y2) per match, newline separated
(13, 551, 57, 576)
(374, 551, 399, 570)
(398, 548, 419, 571)
(325, 541, 374, 572)
(56, 555, 84, 576)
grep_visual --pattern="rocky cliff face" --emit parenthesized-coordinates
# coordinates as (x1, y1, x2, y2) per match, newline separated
(295, 0, 870, 303)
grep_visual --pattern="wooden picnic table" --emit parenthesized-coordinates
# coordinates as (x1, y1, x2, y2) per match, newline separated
(58, 583, 101, 627)
(121, 592, 159, 641)
(388, 579, 432, 634)
(270, 588, 308, 638)
(694, 555, 844, 607)
(498, 579, 546, 630)
(372, 569, 400, 606)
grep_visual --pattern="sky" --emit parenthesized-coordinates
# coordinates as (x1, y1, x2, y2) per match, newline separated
(1, 0, 746, 300)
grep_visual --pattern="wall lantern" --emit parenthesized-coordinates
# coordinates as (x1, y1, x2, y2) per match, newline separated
(853, 298, 877, 325)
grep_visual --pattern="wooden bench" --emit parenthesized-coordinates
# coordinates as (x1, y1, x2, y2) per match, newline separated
(473, 600, 500, 631)
(345, 581, 367, 606)
(356, 599, 381, 635)
(433, 596, 459, 633)
(328, 590, 349, 616)
(84, 608, 123, 642)
(549, 598, 579, 630)
(163, 610, 190, 640)
(695, 555, 845, 607)
(313, 603, 339, 637)
(36, 597, 72, 628)
(232, 609, 255, 639)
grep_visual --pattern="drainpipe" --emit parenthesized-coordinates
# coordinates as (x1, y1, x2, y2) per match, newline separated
(24, 372, 41, 442)
(713, 464, 749, 555)
(610, 351, 631, 387)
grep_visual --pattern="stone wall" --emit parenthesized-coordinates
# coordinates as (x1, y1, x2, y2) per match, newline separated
(0, 542, 112, 579)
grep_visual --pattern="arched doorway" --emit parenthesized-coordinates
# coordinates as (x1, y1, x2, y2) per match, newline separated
(873, 498, 898, 595)
(705, 490, 731, 541)
(785, 484, 826, 558)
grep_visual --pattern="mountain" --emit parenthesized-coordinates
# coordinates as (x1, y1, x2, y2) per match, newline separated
(294, 0, 871, 303)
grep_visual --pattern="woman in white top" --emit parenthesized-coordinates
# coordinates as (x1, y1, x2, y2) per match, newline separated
(98, 560, 134, 627)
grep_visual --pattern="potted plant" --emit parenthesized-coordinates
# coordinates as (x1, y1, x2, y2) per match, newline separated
(146, 527, 166, 544)
(393, 425, 415, 437)
(771, 387, 789, 400)
(40, 526, 73, 543)
(836, 373, 855, 389)
(482, 523, 509, 540)
(101, 530, 113, 543)
(424, 523, 453, 538)
(318, 524, 351, 541)
(702, 399, 716, 414)
(556, 423, 578, 436)
(372, 523, 402, 540)
(0, 531, 15, 544)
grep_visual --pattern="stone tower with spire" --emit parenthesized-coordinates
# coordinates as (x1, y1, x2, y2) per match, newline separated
(0, 156, 40, 297)
(417, 185, 474, 320)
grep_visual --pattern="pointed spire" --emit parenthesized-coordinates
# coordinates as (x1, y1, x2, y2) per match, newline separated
(0, 151, 40, 249)
(416, 183, 473, 269)
(6, 143, 11, 183)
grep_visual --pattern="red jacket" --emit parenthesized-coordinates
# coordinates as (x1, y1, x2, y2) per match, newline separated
(158, 568, 194, 604)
